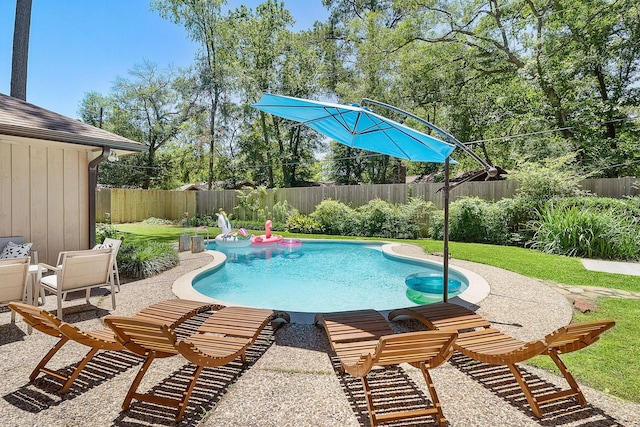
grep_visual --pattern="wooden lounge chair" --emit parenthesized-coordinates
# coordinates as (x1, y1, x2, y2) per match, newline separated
(315, 309, 457, 427)
(8, 299, 213, 393)
(388, 303, 615, 418)
(104, 306, 290, 421)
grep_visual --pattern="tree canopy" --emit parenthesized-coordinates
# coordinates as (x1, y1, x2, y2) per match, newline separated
(78, 0, 640, 189)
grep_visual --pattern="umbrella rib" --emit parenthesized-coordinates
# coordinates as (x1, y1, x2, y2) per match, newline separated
(286, 107, 354, 136)
(357, 124, 445, 158)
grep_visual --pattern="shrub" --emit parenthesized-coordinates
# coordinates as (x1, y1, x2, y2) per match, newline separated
(118, 241, 179, 279)
(429, 210, 445, 240)
(286, 214, 322, 234)
(509, 154, 589, 205)
(358, 199, 393, 237)
(96, 223, 119, 243)
(356, 198, 430, 239)
(310, 199, 359, 235)
(487, 198, 533, 245)
(142, 217, 174, 225)
(530, 205, 640, 260)
(406, 197, 434, 238)
(483, 199, 513, 245)
(184, 214, 219, 228)
(551, 196, 640, 219)
(235, 186, 268, 221)
(449, 197, 490, 243)
(272, 200, 299, 223)
(429, 197, 516, 245)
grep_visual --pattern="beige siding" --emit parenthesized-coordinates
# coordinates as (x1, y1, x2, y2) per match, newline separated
(30, 145, 49, 262)
(11, 143, 30, 235)
(47, 147, 65, 263)
(0, 143, 11, 235)
(0, 136, 94, 265)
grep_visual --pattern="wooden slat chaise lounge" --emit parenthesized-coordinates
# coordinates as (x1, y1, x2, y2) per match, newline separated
(104, 306, 290, 421)
(315, 309, 457, 427)
(8, 299, 213, 393)
(388, 303, 615, 418)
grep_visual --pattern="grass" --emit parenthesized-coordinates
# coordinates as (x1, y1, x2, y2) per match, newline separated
(418, 240, 640, 292)
(115, 223, 190, 244)
(529, 298, 640, 402)
(114, 223, 639, 402)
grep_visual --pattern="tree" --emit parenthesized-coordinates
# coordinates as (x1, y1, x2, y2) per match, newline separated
(79, 63, 200, 189)
(320, 3, 416, 183)
(153, 0, 238, 189)
(391, 0, 640, 174)
(322, 0, 640, 177)
(10, 0, 32, 100)
(232, 1, 325, 187)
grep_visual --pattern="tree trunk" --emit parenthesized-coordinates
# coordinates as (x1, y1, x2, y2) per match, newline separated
(10, 0, 32, 100)
(595, 64, 617, 142)
(208, 90, 219, 190)
(259, 111, 274, 187)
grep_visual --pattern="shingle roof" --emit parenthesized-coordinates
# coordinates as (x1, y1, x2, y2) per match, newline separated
(0, 93, 147, 152)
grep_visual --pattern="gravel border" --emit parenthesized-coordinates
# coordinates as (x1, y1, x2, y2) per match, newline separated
(0, 245, 637, 426)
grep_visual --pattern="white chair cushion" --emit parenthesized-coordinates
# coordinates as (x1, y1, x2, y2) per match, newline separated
(40, 275, 59, 290)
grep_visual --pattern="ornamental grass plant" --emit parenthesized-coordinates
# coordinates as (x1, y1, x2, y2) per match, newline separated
(530, 205, 640, 260)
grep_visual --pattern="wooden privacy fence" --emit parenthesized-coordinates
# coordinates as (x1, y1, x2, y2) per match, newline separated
(97, 188, 196, 223)
(97, 177, 640, 223)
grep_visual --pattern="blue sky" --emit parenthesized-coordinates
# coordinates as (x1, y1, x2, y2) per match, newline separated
(1, 1, 329, 119)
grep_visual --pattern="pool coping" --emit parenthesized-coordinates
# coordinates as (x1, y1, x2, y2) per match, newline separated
(172, 240, 490, 323)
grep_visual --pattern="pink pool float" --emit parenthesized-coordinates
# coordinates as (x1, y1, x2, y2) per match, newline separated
(280, 238, 301, 247)
(251, 220, 283, 245)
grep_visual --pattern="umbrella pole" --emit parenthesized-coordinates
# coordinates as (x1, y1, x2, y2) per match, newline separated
(443, 157, 450, 303)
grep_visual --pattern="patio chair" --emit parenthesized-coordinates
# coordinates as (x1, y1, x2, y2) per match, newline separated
(99, 237, 123, 292)
(388, 303, 615, 418)
(104, 306, 290, 421)
(314, 309, 457, 427)
(8, 299, 214, 393)
(39, 248, 114, 320)
(1, 257, 30, 324)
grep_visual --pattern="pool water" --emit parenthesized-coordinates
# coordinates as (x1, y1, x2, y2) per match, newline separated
(193, 241, 468, 313)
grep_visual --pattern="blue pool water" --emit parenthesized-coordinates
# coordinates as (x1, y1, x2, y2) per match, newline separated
(193, 241, 468, 313)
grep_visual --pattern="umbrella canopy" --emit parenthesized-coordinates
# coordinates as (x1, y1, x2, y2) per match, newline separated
(252, 93, 455, 163)
(252, 93, 496, 303)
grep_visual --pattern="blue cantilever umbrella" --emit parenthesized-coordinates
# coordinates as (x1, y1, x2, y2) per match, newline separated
(252, 93, 456, 163)
(252, 93, 496, 302)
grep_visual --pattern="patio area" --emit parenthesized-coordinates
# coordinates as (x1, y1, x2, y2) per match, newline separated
(0, 245, 637, 426)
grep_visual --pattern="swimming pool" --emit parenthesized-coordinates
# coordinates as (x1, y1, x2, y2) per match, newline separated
(190, 240, 469, 313)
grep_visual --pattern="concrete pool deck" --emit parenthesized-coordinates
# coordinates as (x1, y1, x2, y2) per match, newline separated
(0, 245, 638, 426)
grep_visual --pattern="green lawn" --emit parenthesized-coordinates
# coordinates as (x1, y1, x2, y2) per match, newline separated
(418, 240, 640, 292)
(530, 298, 640, 402)
(114, 224, 639, 402)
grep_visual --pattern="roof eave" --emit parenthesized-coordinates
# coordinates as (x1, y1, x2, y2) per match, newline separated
(0, 124, 148, 153)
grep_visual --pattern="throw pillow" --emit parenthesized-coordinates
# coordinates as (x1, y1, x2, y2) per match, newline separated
(0, 241, 32, 259)
(93, 243, 114, 250)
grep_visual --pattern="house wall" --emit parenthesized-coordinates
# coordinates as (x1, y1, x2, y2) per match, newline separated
(0, 135, 93, 265)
